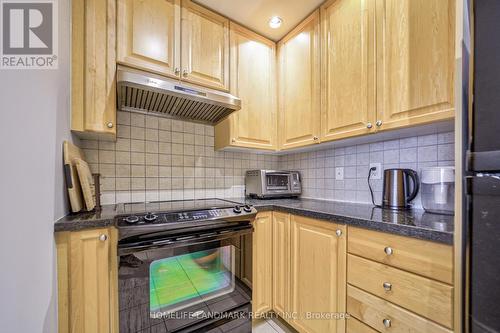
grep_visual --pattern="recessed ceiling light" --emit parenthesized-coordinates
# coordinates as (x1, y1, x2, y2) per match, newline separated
(269, 16, 283, 29)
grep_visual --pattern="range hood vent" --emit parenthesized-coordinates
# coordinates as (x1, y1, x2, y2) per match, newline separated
(116, 66, 241, 124)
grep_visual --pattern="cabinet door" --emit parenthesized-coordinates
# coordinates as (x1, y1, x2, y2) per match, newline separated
(253, 212, 273, 315)
(69, 229, 113, 333)
(278, 11, 321, 150)
(290, 216, 346, 333)
(320, 0, 376, 142)
(376, 0, 455, 130)
(215, 22, 277, 150)
(117, 0, 181, 78)
(181, 0, 229, 91)
(72, 0, 116, 139)
(272, 212, 290, 316)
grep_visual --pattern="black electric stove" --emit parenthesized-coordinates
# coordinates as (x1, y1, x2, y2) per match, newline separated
(116, 198, 255, 333)
(115, 198, 257, 241)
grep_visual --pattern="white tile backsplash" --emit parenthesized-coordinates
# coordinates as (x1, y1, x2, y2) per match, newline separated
(81, 111, 454, 207)
(277, 131, 455, 208)
(81, 111, 279, 204)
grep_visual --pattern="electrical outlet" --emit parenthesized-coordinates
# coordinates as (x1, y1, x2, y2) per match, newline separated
(369, 163, 382, 179)
(335, 167, 344, 180)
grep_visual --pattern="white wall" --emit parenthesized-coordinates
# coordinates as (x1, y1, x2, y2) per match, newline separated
(0, 1, 72, 332)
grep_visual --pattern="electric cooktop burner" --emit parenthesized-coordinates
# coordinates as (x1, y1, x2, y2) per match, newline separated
(115, 198, 256, 240)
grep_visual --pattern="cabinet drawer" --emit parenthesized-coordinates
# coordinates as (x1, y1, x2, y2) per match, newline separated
(347, 285, 452, 333)
(346, 316, 379, 333)
(348, 254, 453, 328)
(347, 227, 453, 284)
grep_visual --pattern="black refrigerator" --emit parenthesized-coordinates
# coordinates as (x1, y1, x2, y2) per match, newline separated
(464, 0, 500, 332)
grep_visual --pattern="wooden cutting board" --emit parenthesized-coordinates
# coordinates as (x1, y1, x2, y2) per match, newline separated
(63, 141, 85, 213)
(75, 157, 96, 211)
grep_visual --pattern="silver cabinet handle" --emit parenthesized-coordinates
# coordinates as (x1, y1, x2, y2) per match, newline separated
(383, 282, 392, 291)
(384, 246, 393, 255)
(231, 138, 236, 143)
(99, 234, 108, 242)
(313, 136, 319, 141)
(106, 122, 113, 129)
(366, 122, 373, 129)
(376, 120, 383, 127)
(182, 69, 188, 78)
(383, 318, 391, 328)
(174, 67, 180, 76)
(335, 229, 342, 237)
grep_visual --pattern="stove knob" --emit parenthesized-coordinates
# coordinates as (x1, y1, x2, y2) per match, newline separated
(144, 213, 158, 222)
(243, 205, 252, 212)
(233, 206, 242, 214)
(124, 215, 139, 224)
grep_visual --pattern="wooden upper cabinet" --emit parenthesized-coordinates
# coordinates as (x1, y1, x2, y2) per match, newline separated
(181, 0, 229, 91)
(320, 0, 376, 142)
(117, 0, 181, 78)
(290, 216, 346, 333)
(376, 0, 455, 130)
(214, 23, 277, 150)
(71, 0, 116, 140)
(278, 10, 321, 150)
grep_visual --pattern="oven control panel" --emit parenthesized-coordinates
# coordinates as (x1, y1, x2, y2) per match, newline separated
(172, 209, 224, 222)
(117, 205, 255, 226)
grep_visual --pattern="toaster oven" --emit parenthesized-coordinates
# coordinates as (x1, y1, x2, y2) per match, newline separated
(245, 170, 301, 198)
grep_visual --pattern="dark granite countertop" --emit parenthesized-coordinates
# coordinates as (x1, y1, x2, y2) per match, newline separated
(239, 198, 454, 244)
(54, 205, 119, 232)
(54, 198, 454, 244)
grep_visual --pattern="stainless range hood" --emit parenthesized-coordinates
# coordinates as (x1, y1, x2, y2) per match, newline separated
(116, 66, 241, 124)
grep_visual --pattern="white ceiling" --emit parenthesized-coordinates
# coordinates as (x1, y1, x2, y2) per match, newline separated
(194, 0, 324, 41)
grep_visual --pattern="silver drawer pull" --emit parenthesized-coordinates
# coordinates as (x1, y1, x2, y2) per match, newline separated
(99, 234, 108, 242)
(384, 246, 393, 255)
(383, 318, 391, 328)
(335, 229, 342, 237)
(383, 282, 392, 291)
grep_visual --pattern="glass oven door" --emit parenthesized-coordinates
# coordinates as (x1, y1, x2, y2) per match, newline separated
(149, 242, 235, 316)
(118, 226, 252, 333)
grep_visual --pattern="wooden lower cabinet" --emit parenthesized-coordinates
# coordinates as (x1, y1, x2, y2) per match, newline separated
(346, 226, 454, 332)
(346, 316, 379, 333)
(253, 213, 347, 332)
(56, 228, 118, 333)
(252, 212, 273, 316)
(348, 226, 453, 284)
(347, 285, 452, 333)
(272, 212, 290, 316)
(289, 215, 347, 333)
(348, 254, 453, 328)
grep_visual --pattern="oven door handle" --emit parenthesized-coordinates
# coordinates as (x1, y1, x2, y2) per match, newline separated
(118, 225, 253, 256)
